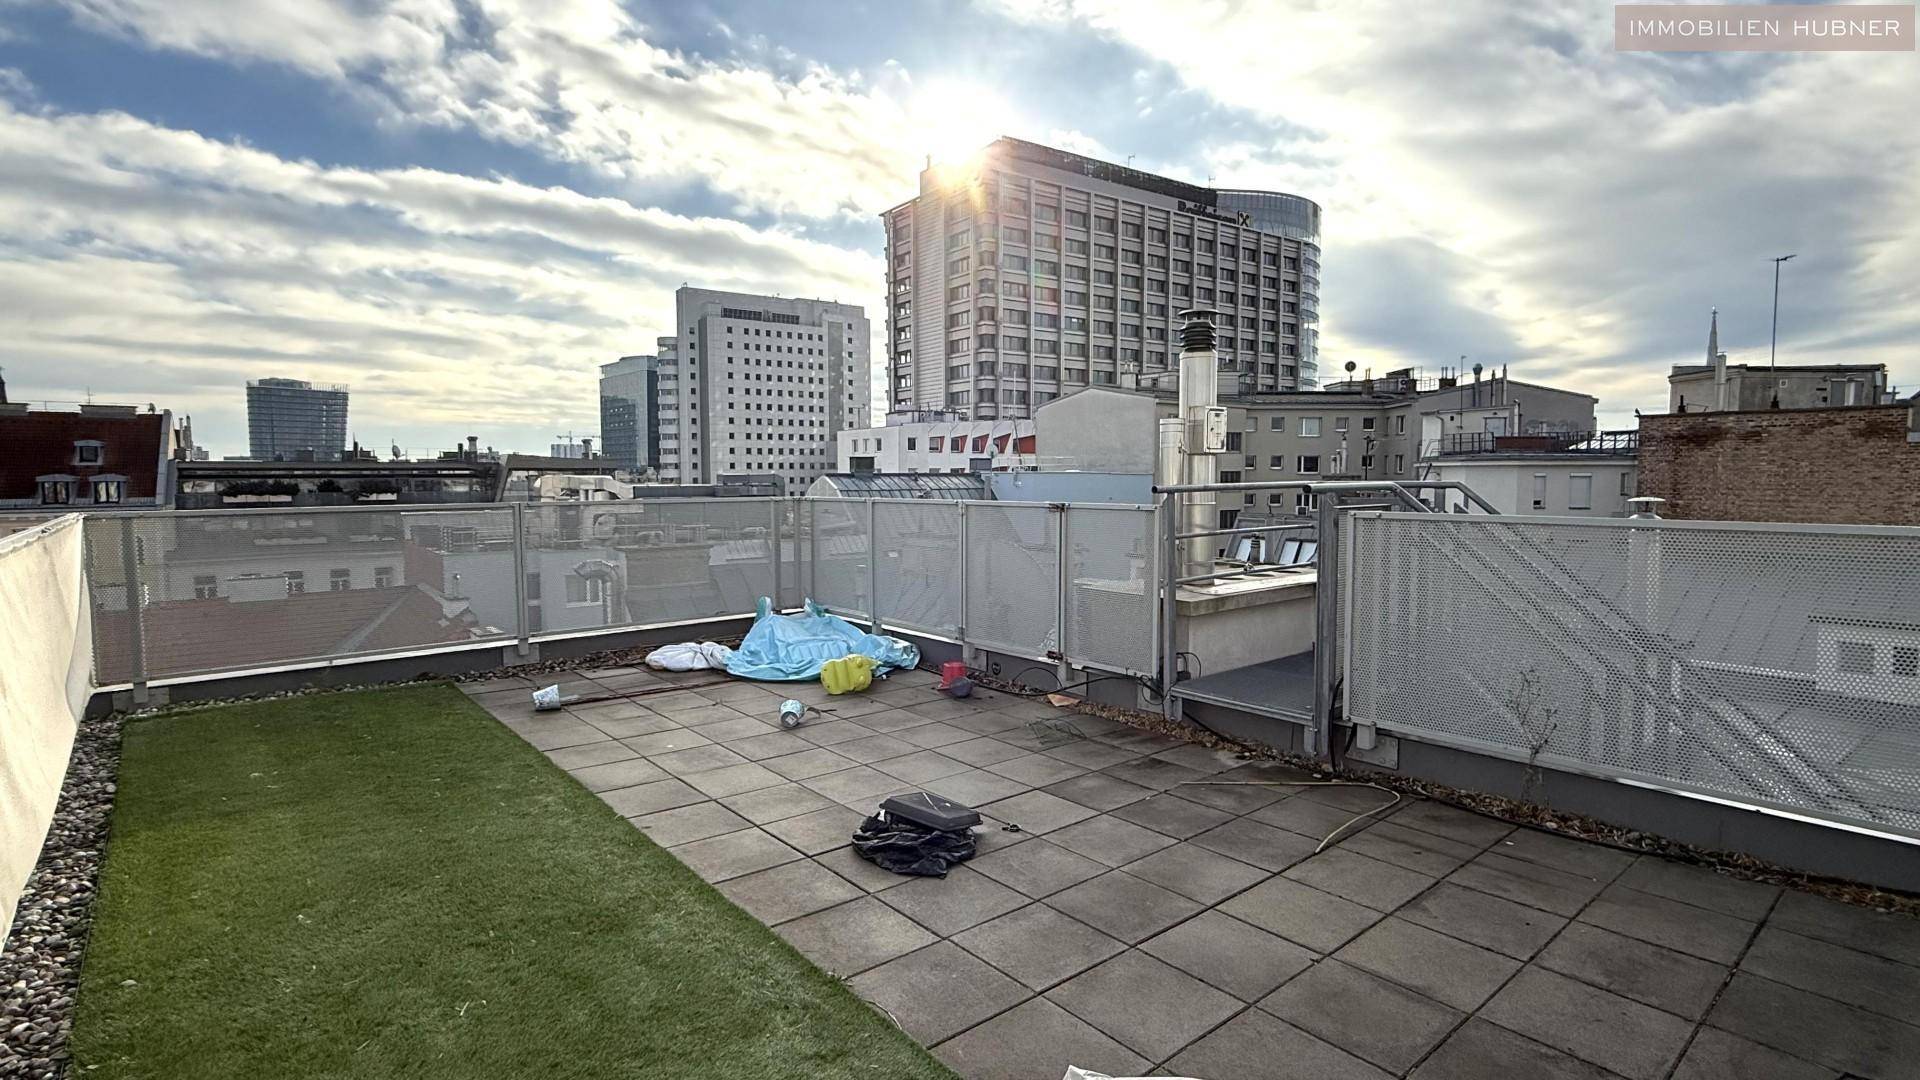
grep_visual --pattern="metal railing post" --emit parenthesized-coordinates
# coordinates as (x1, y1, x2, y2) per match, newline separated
(117, 516, 148, 703)
(956, 501, 970, 649)
(1309, 494, 1339, 760)
(1054, 504, 1072, 684)
(769, 498, 783, 610)
(866, 498, 882, 636)
(1160, 494, 1179, 723)
(511, 502, 531, 656)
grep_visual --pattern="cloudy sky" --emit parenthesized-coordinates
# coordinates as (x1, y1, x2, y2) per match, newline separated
(1, 0, 1914, 456)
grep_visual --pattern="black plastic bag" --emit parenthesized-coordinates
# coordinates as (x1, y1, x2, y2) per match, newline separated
(852, 813, 976, 877)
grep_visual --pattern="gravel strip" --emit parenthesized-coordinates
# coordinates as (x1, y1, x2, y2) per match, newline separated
(0, 713, 123, 1079)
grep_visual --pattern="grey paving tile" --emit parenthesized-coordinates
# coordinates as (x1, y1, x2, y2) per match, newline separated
(1110, 791, 1233, 839)
(793, 719, 877, 746)
(1411, 1018, 1617, 1080)
(877, 865, 1028, 936)
(630, 802, 753, 848)
(1102, 755, 1207, 791)
(952, 903, 1127, 991)
(1190, 816, 1321, 872)
(1283, 848, 1437, 912)
(1332, 819, 1482, 876)
(1580, 881, 1757, 964)
(1742, 924, 1920, 1025)
(721, 730, 813, 761)
(812, 845, 911, 893)
(1142, 908, 1315, 1002)
(650, 742, 750, 776)
(718, 858, 863, 925)
(1046, 949, 1243, 1063)
(1040, 739, 1143, 770)
(1335, 916, 1521, 1011)
(617, 729, 714, 757)
(1481, 966, 1694, 1080)
(830, 733, 920, 764)
(1492, 828, 1637, 880)
(1253, 792, 1386, 840)
(799, 765, 902, 806)
(618, 689, 709, 714)
(892, 721, 976, 749)
(682, 761, 786, 799)
(1260, 958, 1464, 1073)
(544, 739, 640, 771)
(1041, 771, 1155, 812)
(668, 703, 756, 728)
(920, 768, 1029, 808)
(579, 711, 679, 740)
(933, 998, 1149, 1080)
(986, 752, 1088, 787)
(1709, 970, 1920, 1079)
(1123, 841, 1267, 905)
(775, 896, 937, 977)
(943, 709, 1032, 736)
(977, 789, 1098, 835)
(1151, 742, 1247, 775)
(1671, 1027, 1840, 1080)
(688, 715, 777, 743)
(1045, 814, 1177, 868)
(872, 748, 971, 785)
(941, 735, 1030, 767)
(838, 706, 931, 733)
(1293, 782, 1406, 814)
(1221, 876, 1385, 954)
(1535, 921, 1729, 1020)
(1769, 888, 1920, 968)
(849, 941, 1030, 1046)
(667, 827, 801, 884)
(1617, 856, 1780, 921)
(716, 781, 835, 824)
(761, 804, 865, 855)
(760, 746, 856, 781)
(1398, 880, 1568, 960)
(968, 839, 1108, 898)
(1048, 870, 1204, 944)
(905, 695, 988, 722)
(1390, 799, 1515, 848)
(1167, 1009, 1393, 1080)
(598, 777, 707, 818)
(1448, 850, 1610, 917)
(510, 717, 610, 751)
(1170, 774, 1294, 814)
(810, 693, 896, 719)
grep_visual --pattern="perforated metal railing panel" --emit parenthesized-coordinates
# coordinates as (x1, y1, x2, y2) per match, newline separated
(1064, 506, 1157, 674)
(1343, 512, 1920, 837)
(964, 502, 1060, 660)
(872, 501, 961, 637)
(805, 499, 868, 618)
(521, 498, 776, 631)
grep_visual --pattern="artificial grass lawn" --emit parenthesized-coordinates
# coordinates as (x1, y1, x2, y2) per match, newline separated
(72, 684, 955, 1079)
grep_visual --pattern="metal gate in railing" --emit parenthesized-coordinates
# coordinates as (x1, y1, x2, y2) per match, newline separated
(1342, 511, 1920, 839)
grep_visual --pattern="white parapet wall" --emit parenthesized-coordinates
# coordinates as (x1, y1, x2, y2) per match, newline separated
(0, 515, 92, 935)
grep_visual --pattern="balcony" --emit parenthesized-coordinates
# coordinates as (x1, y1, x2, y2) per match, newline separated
(1431, 430, 1639, 457)
(3, 497, 1919, 1078)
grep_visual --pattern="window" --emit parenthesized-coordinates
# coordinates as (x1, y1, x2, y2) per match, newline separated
(1394, 454, 1405, 473)
(37, 479, 71, 505)
(285, 571, 306, 595)
(193, 575, 218, 600)
(1297, 455, 1320, 473)
(1122, 221, 1141, 239)
(375, 566, 395, 588)
(1395, 415, 1406, 435)
(1094, 215, 1115, 233)
(329, 568, 352, 592)
(1269, 455, 1286, 468)
(948, 283, 970, 302)
(1066, 209, 1088, 228)
(1225, 431, 1243, 451)
(1361, 417, 1376, 431)
(1300, 417, 1321, 437)
(1065, 239, 1087, 255)
(1035, 204, 1058, 223)
(1002, 254, 1027, 272)
(90, 478, 123, 504)
(1532, 474, 1548, 510)
(73, 441, 104, 465)
(566, 575, 606, 605)
(1569, 474, 1593, 510)
(1334, 416, 1349, 432)
(1836, 641, 1876, 675)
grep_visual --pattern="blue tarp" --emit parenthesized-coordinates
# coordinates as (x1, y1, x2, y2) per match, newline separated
(725, 598, 920, 682)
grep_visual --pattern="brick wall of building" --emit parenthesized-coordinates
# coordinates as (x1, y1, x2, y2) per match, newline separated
(1637, 404, 1920, 524)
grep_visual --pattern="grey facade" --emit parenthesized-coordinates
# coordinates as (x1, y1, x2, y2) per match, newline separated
(599, 353, 659, 474)
(1670, 363, 1889, 413)
(245, 378, 348, 462)
(657, 288, 869, 491)
(885, 137, 1322, 421)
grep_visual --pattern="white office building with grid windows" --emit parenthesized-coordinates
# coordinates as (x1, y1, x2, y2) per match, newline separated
(654, 288, 870, 492)
(884, 137, 1322, 420)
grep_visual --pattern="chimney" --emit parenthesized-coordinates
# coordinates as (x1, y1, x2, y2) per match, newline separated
(466, 435, 479, 460)
(1176, 309, 1222, 583)
(581, 436, 594, 459)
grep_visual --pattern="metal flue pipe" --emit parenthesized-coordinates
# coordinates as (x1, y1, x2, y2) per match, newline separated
(1176, 309, 1221, 582)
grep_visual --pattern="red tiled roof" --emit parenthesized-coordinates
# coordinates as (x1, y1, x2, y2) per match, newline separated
(0, 411, 166, 500)
(93, 585, 481, 682)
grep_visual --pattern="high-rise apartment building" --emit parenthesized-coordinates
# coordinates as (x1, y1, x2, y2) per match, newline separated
(246, 378, 349, 461)
(884, 138, 1322, 419)
(656, 288, 869, 491)
(599, 353, 659, 474)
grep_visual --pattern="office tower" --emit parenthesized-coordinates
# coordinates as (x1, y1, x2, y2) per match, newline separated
(884, 137, 1321, 418)
(599, 354, 659, 473)
(657, 289, 869, 491)
(246, 378, 349, 461)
